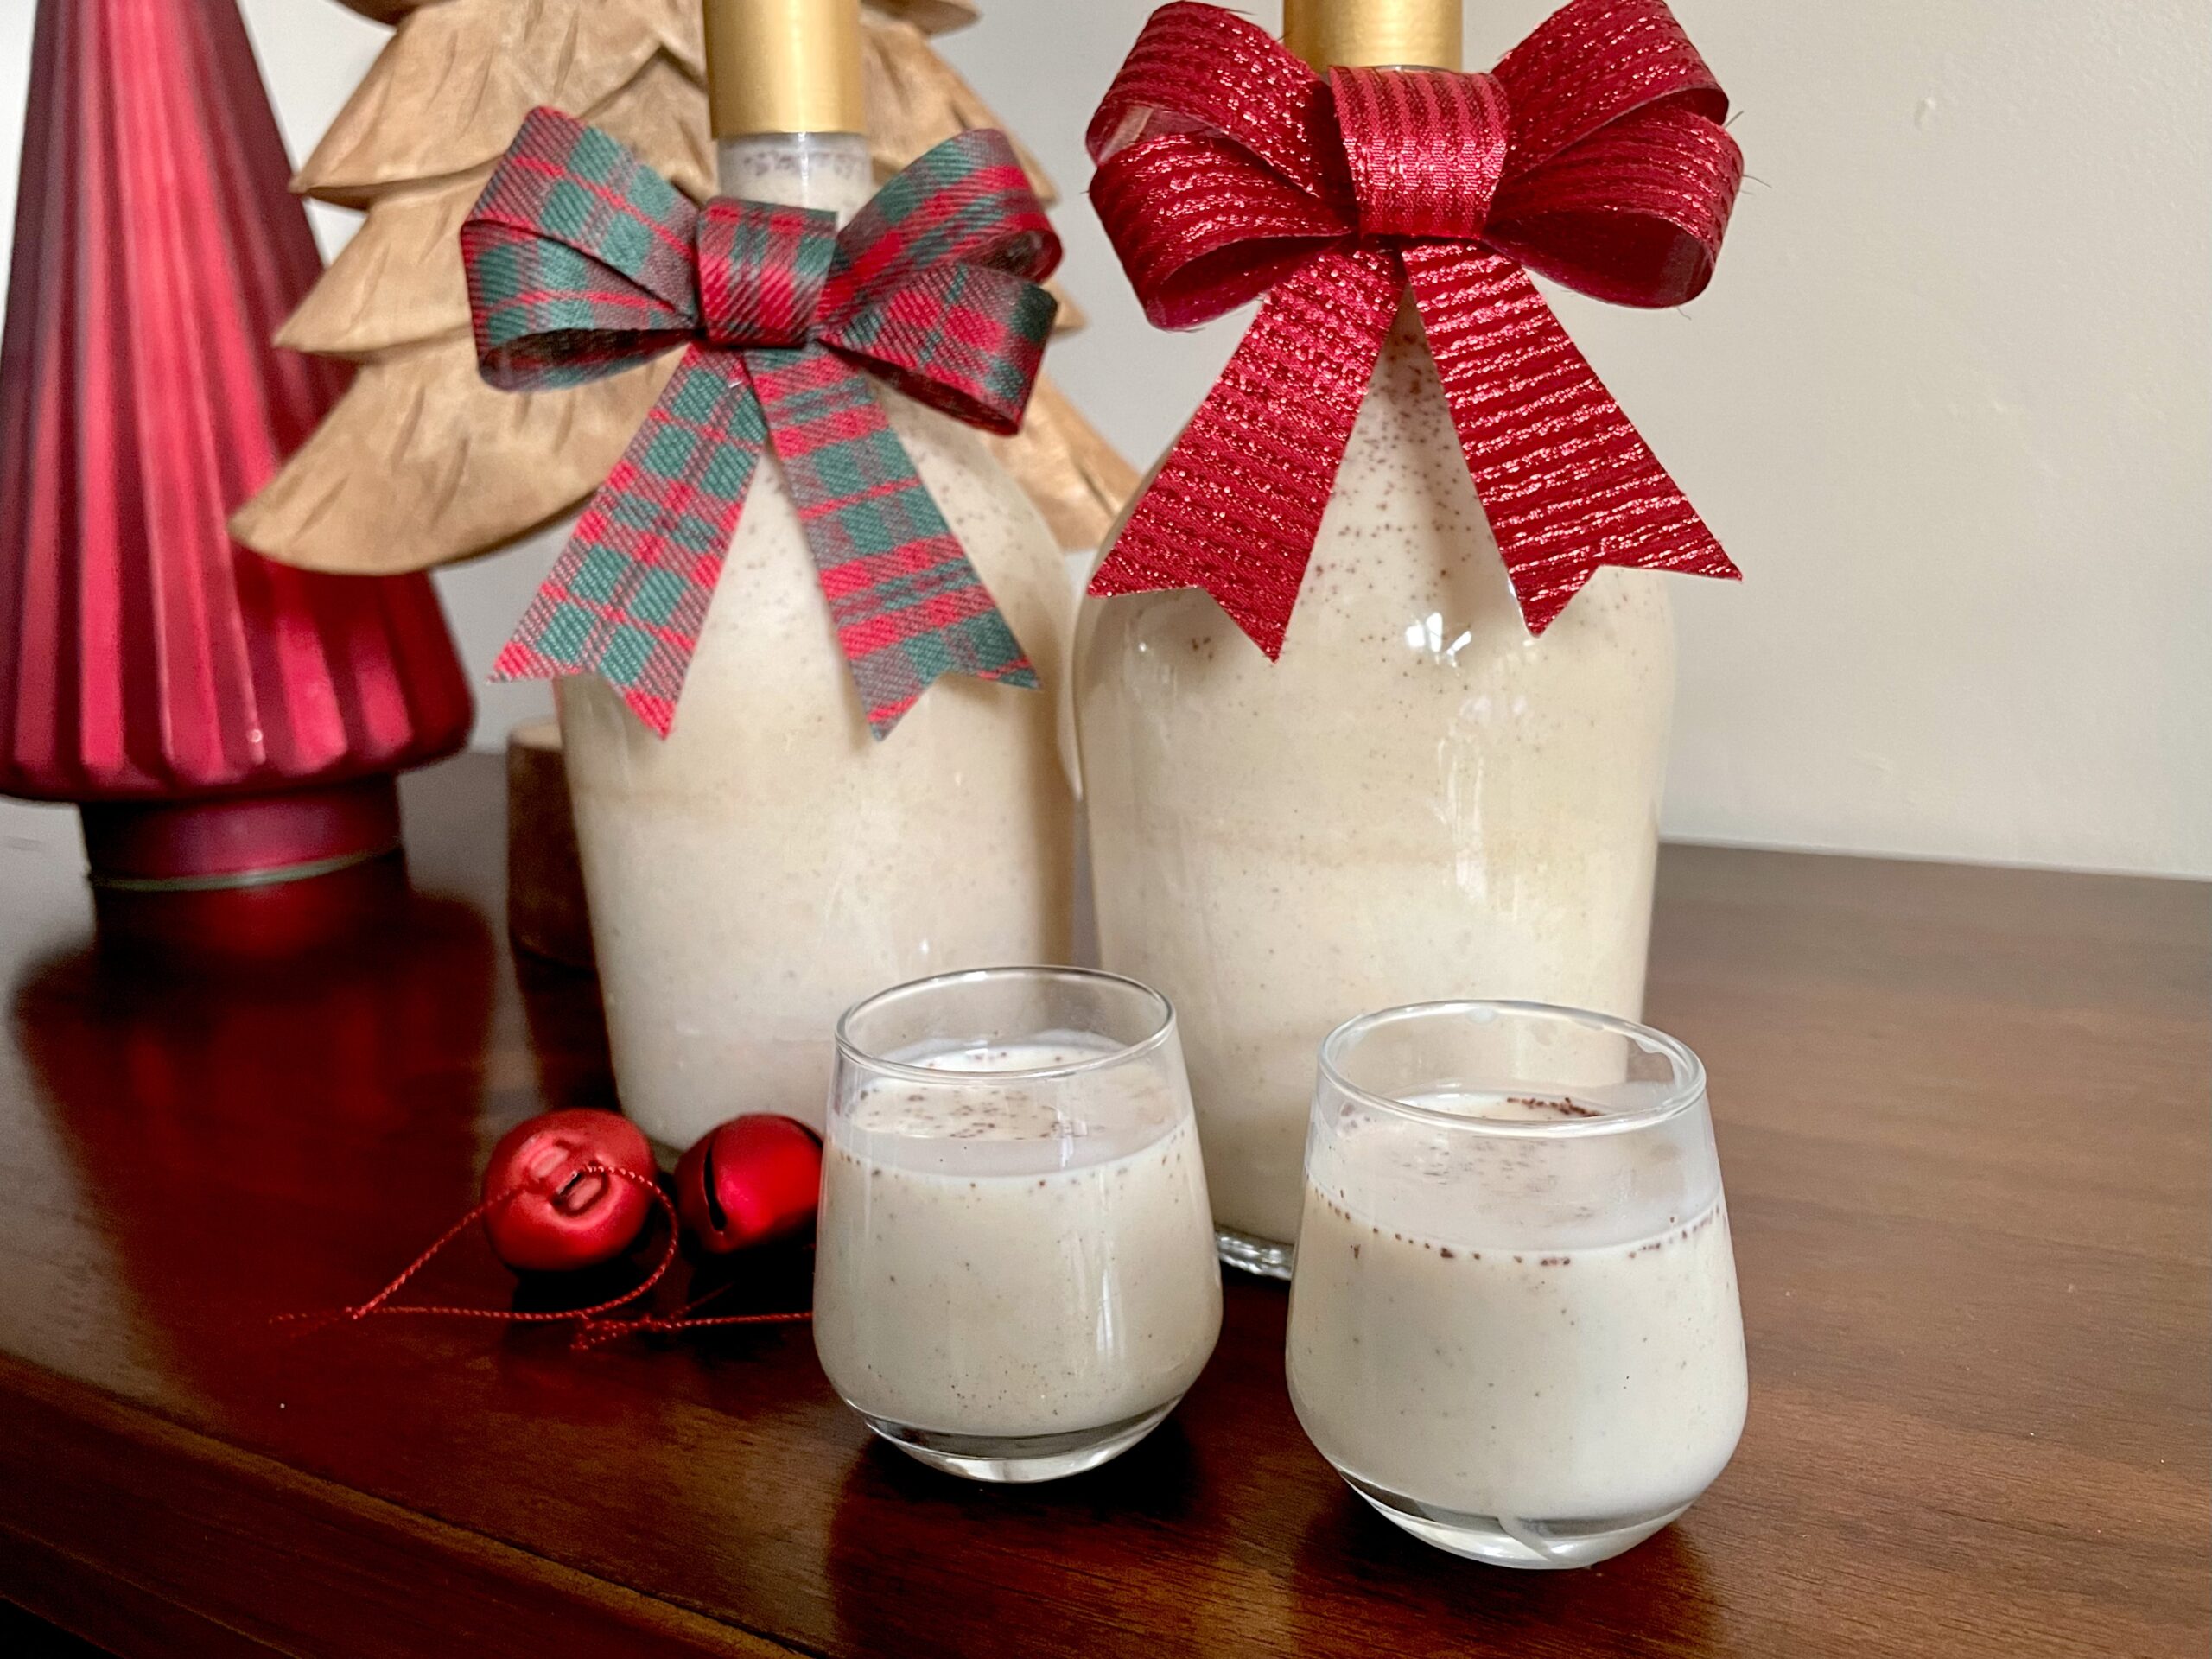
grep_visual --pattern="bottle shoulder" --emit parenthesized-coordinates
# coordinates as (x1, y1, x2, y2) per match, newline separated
(1080, 315, 1673, 679)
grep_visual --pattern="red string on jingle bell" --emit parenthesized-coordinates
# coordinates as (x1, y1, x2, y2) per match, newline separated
(569, 1284, 813, 1351)
(273, 1109, 820, 1345)
(270, 1160, 679, 1334)
(482, 1109, 659, 1272)
(573, 1116, 822, 1348)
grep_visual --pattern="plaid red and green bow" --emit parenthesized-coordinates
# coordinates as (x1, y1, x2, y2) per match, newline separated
(461, 110, 1061, 738)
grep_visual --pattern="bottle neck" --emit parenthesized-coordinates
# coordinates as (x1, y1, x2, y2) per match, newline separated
(703, 0, 866, 140)
(1282, 0, 1463, 71)
(715, 131, 874, 223)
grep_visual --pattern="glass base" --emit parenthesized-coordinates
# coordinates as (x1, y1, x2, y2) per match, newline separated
(859, 1399, 1179, 1484)
(1343, 1471, 1691, 1568)
(1215, 1226, 1293, 1280)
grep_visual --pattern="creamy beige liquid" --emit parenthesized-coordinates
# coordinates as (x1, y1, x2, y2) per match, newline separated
(1077, 306, 1673, 1246)
(812, 1039, 1222, 1439)
(563, 138, 1073, 1147)
(1286, 1096, 1747, 1527)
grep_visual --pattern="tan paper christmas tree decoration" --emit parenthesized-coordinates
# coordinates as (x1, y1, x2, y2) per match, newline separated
(232, 0, 1136, 576)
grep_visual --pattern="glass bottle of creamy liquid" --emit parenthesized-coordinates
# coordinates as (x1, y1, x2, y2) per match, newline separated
(562, 0, 1073, 1148)
(1075, 0, 1673, 1274)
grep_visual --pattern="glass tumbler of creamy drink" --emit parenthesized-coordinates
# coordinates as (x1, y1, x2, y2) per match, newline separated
(1286, 1001, 1747, 1567)
(814, 967, 1222, 1482)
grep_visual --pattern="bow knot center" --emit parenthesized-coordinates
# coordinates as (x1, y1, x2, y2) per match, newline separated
(1331, 66, 1511, 242)
(696, 199, 837, 349)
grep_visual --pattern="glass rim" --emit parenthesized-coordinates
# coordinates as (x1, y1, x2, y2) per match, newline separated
(1318, 999, 1707, 1139)
(833, 964, 1177, 1085)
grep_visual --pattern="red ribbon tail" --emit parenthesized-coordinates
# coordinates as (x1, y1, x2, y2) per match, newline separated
(1405, 244, 1738, 635)
(1087, 248, 1402, 658)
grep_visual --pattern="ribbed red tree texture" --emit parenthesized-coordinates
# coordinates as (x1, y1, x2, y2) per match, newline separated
(0, 0, 472, 805)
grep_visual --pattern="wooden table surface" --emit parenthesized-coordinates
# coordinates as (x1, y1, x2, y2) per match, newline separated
(0, 754, 2204, 1659)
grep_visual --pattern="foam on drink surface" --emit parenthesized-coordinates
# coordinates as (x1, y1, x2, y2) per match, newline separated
(1312, 1090, 1715, 1254)
(842, 1035, 1178, 1175)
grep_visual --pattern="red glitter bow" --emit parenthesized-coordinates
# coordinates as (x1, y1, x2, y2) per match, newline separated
(1085, 0, 1745, 652)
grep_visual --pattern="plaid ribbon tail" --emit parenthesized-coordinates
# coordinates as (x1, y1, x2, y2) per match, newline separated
(492, 345, 767, 738)
(747, 343, 1039, 740)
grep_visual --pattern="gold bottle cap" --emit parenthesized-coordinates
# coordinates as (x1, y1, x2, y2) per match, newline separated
(1282, 0, 1463, 71)
(704, 0, 867, 137)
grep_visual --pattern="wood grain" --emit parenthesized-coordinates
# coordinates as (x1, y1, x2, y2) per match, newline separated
(0, 754, 2203, 1658)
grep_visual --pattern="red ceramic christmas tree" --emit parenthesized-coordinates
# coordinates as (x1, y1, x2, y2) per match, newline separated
(0, 0, 473, 892)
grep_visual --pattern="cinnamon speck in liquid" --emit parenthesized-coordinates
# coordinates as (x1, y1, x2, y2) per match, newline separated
(812, 1040, 1221, 1439)
(1077, 304, 1675, 1248)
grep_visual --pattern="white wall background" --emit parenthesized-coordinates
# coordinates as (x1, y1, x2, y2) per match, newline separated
(0, 1, 2205, 877)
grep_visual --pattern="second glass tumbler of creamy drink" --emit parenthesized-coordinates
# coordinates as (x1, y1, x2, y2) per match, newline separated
(1285, 1001, 1747, 1567)
(813, 968, 1222, 1482)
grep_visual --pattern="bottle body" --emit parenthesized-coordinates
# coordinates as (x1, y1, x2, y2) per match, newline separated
(563, 132, 1073, 1147)
(1076, 306, 1673, 1255)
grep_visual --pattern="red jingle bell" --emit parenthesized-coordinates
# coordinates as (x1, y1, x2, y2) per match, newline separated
(675, 1116, 822, 1255)
(481, 1110, 657, 1273)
